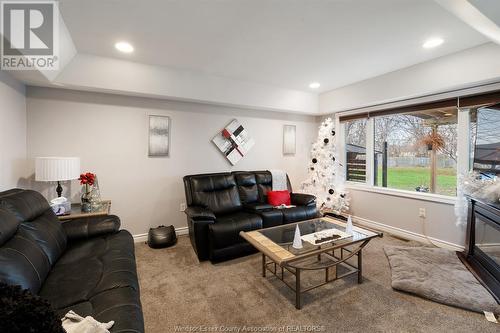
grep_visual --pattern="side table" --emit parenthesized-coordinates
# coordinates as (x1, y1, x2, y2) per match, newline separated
(57, 200, 111, 221)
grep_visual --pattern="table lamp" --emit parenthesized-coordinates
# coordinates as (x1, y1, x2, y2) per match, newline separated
(35, 157, 81, 198)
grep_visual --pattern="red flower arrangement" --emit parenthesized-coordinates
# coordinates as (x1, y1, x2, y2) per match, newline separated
(79, 172, 96, 186)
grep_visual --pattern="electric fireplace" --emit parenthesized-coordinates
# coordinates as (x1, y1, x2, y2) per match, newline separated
(458, 197, 500, 303)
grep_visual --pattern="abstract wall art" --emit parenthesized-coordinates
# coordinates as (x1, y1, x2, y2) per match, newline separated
(212, 119, 255, 165)
(148, 115, 170, 157)
(283, 124, 296, 155)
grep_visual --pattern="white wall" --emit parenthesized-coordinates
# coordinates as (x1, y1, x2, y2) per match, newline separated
(0, 71, 27, 190)
(26, 87, 318, 236)
(319, 42, 500, 113)
(349, 189, 463, 247)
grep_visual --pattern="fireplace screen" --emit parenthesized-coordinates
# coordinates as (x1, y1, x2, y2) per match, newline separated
(474, 214, 500, 268)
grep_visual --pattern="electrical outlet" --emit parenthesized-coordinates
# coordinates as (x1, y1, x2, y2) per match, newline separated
(180, 203, 186, 212)
(419, 208, 426, 218)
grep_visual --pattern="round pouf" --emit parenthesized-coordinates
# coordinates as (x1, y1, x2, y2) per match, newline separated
(147, 225, 177, 249)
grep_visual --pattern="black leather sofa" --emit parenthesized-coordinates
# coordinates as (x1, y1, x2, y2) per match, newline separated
(183, 171, 318, 262)
(0, 189, 144, 333)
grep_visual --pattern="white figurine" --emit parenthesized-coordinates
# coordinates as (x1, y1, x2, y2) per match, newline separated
(346, 215, 353, 235)
(292, 224, 303, 249)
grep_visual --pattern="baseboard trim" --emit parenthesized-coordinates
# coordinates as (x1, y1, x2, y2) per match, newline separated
(133, 226, 188, 243)
(352, 215, 464, 251)
(133, 219, 464, 250)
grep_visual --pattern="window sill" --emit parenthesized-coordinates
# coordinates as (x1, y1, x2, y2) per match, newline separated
(345, 182, 457, 205)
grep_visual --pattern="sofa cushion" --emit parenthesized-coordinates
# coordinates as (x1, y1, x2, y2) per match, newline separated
(0, 189, 51, 222)
(255, 171, 273, 203)
(39, 230, 138, 310)
(56, 287, 144, 333)
(282, 206, 318, 224)
(0, 190, 67, 266)
(259, 209, 284, 228)
(0, 232, 51, 293)
(242, 203, 283, 228)
(210, 212, 262, 249)
(189, 174, 242, 214)
(0, 208, 19, 246)
(234, 172, 259, 203)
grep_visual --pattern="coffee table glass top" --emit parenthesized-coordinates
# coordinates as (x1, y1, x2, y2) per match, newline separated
(257, 217, 379, 256)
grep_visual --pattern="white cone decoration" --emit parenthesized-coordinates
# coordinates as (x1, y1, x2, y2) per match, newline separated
(292, 224, 303, 249)
(346, 215, 353, 235)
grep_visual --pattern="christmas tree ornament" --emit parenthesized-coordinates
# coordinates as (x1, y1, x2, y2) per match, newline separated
(301, 118, 349, 215)
(329, 189, 334, 194)
(292, 225, 303, 249)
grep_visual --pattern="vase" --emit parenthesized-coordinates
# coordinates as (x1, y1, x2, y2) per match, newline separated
(89, 176, 102, 211)
(81, 184, 92, 213)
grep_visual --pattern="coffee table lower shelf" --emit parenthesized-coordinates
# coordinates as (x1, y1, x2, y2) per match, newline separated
(262, 242, 369, 309)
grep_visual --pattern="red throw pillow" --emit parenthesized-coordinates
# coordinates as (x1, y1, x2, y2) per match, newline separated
(267, 190, 291, 206)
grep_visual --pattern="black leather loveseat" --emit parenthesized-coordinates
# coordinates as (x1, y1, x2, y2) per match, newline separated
(183, 171, 318, 262)
(0, 189, 144, 332)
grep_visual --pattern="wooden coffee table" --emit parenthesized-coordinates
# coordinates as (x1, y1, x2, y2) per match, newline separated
(240, 217, 382, 309)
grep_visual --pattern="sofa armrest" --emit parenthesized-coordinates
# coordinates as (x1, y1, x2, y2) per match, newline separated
(184, 206, 216, 221)
(62, 215, 121, 241)
(187, 218, 215, 261)
(290, 193, 316, 206)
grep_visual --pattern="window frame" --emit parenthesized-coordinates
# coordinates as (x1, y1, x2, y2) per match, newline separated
(337, 107, 472, 204)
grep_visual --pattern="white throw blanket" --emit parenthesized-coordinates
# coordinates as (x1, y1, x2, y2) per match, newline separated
(62, 311, 114, 333)
(269, 169, 288, 191)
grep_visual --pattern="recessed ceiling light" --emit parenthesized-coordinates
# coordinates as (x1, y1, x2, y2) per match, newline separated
(115, 41, 134, 53)
(422, 38, 444, 49)
(309, 82, 320, 89)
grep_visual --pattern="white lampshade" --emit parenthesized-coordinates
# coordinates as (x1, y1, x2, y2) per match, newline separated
(35, 157, 81, 182)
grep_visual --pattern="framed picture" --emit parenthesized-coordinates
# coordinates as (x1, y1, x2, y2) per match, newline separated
(212, 119, 255, 165)
(283, 124, 296, 155)
(148, 115, 170, 157)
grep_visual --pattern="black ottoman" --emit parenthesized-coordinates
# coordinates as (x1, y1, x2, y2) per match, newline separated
(147, 225, 177, 248)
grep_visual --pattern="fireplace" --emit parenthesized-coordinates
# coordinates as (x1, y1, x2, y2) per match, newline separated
(458, 197, 500, 303)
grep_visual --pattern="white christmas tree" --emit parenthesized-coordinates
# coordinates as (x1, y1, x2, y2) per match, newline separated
(301, 118, 349, 215)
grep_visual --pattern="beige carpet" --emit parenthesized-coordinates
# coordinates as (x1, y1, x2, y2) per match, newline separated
(135, 234, 498, 333)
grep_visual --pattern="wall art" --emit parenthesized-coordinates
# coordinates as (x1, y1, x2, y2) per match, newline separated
(149, 115, 170, 157)
(212, 119, 255, 165)
(283, 124, 296, 155)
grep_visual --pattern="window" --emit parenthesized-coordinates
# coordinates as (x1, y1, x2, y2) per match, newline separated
(339, 89, 500, 199)
(345, 119, 367, 183)
(472, 103, 500, 176)
(373, 108, 457, 196)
